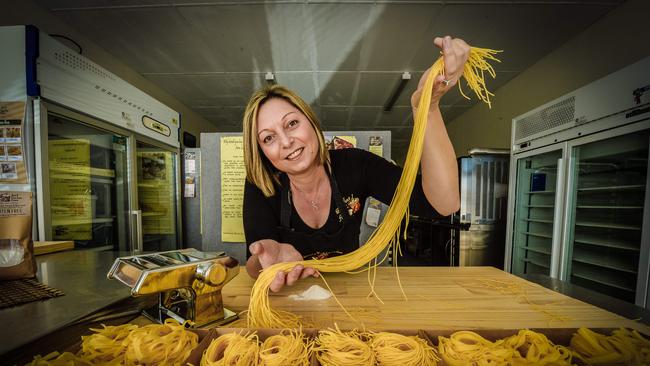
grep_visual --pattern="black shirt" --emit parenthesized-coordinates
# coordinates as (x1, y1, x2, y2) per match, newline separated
(243, 148, 440, 257)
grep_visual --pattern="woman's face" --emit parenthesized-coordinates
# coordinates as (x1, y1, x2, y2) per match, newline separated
(256, 97, 320, 175)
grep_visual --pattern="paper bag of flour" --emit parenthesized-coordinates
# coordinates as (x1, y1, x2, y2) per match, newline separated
(0, 191, 36, 279)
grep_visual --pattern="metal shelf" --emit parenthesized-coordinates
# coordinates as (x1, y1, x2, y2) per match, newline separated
(576, 205, 643, 210)
(575, 221, 641, 231)
(517, 245, 551, 256)
(52, 217, 115, 226)
(577, 184, 644, 192)
(50, 174, 114, 184)
(523, 258, 550, 269)
(523, 218, 553, 224)
(572, 251, 638, 274)
(573, 235, 639, 252)
(521, 231, 553, 239)
(531, 165, 558, 172)
(571, 272, 636, 293)
(524, 190, 556, 194)
(142, 211, 167, 217)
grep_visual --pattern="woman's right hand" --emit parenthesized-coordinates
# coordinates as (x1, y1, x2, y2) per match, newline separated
(248, 240, 319, 292)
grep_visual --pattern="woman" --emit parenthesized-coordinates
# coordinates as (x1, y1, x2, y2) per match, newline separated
(243, 36, 467, 292)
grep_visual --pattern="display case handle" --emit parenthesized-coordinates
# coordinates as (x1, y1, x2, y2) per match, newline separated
(550, 158, 565, 278)
(132, 210, 143, 253)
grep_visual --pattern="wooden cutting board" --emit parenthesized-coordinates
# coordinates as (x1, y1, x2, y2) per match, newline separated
(33, 241, 74, 255)
(221, 266, 649, 333)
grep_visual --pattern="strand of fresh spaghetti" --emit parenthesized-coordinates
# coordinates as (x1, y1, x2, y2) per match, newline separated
(247, 46, 501, 329)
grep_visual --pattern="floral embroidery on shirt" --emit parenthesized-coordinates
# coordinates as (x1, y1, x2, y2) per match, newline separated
(306, 251, 343, 260)
(343, 195, 361, 216)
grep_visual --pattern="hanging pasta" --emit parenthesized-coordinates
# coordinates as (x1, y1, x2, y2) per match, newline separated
(370, 331, 439, 366)
(201, 331, 260, 366)
(570, 327, 650, 365)
(312, 326, 374, 366)
(259, 328, 311, 366)
(247, 45, 501, 329)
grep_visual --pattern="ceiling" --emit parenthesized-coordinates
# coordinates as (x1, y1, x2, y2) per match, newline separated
(35, 0, 623, 158)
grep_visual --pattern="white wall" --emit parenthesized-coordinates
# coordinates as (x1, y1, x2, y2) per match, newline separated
(0, 0, 216, 147)
(447, 0, 650, 156)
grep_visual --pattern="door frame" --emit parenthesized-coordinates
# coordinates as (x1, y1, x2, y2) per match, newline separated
(505, 142, 569, 278)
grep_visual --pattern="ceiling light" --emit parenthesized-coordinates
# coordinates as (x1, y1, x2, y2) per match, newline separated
(265, 72, 276, 85)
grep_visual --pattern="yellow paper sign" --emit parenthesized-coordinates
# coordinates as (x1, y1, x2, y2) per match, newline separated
(48, 139, 92, 240)
(220, 136, 245, 242)
(138, 150, 175, 235)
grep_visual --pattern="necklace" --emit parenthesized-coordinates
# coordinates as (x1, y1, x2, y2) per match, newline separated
(291, 176, 322, 212)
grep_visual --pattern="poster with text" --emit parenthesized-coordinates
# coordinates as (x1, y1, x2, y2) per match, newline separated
(49, 139, 92, 240)
(0, 101, 27, 183)
(220, 136, 245, 242)
(138, 150, 175, 235)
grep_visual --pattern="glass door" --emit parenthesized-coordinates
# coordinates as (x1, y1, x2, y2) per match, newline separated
(563, 127, 649, 304)
(135, 140, 179, 252)
(511, 147, 566, 276)
(45, 111, 130, 251)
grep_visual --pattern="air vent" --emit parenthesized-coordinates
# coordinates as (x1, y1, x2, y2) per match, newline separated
(515, 96, 575, 141)
(54, 50, 116, 81)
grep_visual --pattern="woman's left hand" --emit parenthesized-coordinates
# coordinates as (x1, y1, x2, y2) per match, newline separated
(411, 35, 471, 111)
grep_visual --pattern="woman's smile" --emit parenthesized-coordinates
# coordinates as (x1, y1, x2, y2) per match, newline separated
(285, 147, 304, 160)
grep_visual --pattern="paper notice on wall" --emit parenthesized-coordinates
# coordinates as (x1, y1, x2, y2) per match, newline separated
(365, 198, 382, 227)
(183, 151, 197, 198)
(220, 136, 245, 243)
(138, 151, 175, 235)
(49, 139, 92, 240)
(369, 136, 383, 157)
(0, 101, 28, 183)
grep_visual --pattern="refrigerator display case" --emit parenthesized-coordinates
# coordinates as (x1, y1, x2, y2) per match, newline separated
(456, 149, 509, 267)
(506, 56, 650, 308)
(0, 25, 182, 252)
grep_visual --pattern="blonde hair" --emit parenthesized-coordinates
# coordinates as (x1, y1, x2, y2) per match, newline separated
(243, 84, 330, 197)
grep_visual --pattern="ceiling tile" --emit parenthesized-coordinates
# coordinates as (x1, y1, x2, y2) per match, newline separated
(355, 72, 398, 106)
(308, 3, 374, 71)
(318, 72, 357, 106)
(274, 72, 316, 105)
(348, 107, 380, 130)
(320, 106, 350, 130)
(359, 4, 442, 71)
(376, 107, 412, 129)
(145, 73, 262, 107)
(199, 106, 244, 131)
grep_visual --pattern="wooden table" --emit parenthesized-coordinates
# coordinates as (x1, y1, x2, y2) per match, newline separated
(221, 266, 649, 333)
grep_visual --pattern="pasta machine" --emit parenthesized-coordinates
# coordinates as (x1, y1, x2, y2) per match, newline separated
(107, 248, 239, 328)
